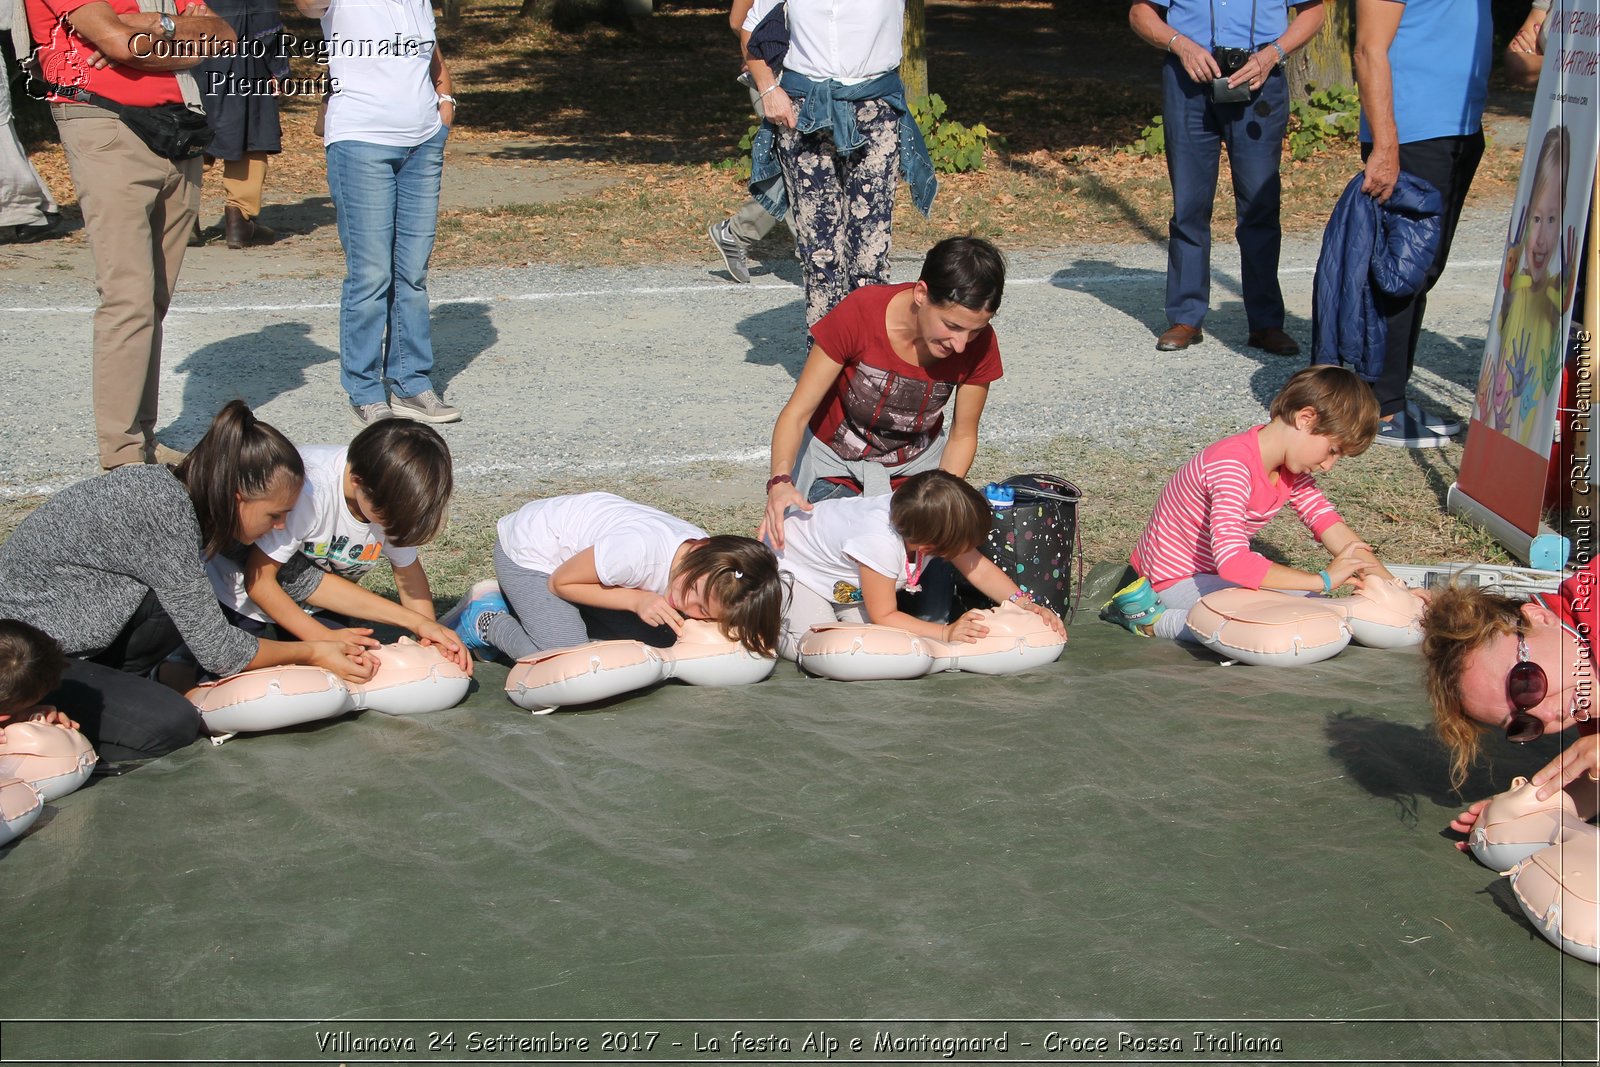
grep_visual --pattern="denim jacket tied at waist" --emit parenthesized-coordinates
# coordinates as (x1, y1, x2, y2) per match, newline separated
(748, 69, 937, 221)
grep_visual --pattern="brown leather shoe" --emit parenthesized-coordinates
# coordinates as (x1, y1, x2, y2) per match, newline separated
(1247, 326, 1301, 356)
(1156, 323, 1203, 351)
(149, 443, 189, 465)
(224, 206, 276, 249)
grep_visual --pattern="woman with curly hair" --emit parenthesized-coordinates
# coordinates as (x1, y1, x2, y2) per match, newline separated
(1421, 560, 1600, 848)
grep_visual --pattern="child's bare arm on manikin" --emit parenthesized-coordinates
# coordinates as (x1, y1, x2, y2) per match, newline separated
(291, 558, 471, 672)
(548, 547, 686, 635)
(948, 549, 1067, 636)
(242, 548, 379, 648)
(857, 565, 992, 644)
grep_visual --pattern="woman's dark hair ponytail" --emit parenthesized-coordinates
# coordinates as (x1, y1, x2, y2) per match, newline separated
(174, 400, 304, 558)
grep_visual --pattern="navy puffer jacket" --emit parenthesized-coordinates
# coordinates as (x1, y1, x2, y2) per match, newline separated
(1311, 171, 1443, 381)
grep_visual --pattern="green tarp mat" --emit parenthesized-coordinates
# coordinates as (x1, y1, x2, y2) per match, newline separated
(2, 567, 1597, 1064)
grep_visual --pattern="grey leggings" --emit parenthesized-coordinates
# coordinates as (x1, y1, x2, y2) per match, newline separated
(488, 540, 674, 660)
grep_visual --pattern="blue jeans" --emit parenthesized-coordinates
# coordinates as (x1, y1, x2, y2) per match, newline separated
(326, 126, 447, 405)
(1161, 58, 1288, 331)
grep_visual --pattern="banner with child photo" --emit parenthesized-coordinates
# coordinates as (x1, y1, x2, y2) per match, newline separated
(1459, 0, 1599, 536)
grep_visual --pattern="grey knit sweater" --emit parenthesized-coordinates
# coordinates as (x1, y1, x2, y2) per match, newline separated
(0, 465, 258, 676)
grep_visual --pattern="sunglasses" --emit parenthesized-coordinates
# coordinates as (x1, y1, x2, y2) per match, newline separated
(1504, 630, 1549, 744)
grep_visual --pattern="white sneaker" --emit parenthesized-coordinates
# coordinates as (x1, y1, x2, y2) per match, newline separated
(391, 389, 461, 424)
(1404, 399, 1462, 436)
(350, 400, 395, 427)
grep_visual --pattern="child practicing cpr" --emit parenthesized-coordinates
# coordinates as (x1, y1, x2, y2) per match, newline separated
(206, 419, 469, 672)
(771, 470, 1066, 660)
(449, 492, 783, 661)
(0, 620, 78, 733)
(0, 401, 377, 762)
(1107, 365, 1397, 641)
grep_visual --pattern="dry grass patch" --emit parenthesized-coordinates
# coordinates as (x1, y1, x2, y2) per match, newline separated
(12, 0, 1527, 271)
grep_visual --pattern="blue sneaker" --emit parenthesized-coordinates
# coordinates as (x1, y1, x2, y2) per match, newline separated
(1374, 408, 1451, 449)
(1404, 398, 1462, 437)
(445, 584, 508, 659)
(1102, 575, 1164, 636)
(441, 578, 501, 629)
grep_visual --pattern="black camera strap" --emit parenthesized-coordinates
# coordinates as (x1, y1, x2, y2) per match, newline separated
(1208, 0, 1258, 49)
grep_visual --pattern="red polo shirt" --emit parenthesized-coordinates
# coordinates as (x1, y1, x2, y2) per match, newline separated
(26, 0, 186, 107)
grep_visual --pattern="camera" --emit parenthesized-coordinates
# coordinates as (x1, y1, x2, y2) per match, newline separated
(1212, 46, 1252, 74)
(1208, 45, 1254, 103)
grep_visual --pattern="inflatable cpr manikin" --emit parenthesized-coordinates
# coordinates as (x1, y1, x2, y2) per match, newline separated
(0, 777, 44, 847)
(189, 639, 471, 738)
(505, 619, 777, 712)
(1508, 826, 1600, 964)
(1324, 576, 1427, 648)
(1468, 778, 1600, 964)
(345, 637, 472, 715)
(1185, 577, 1426, 666)
(0, 720, 98, 801)
(796, 601, 1066, 682)
(1468, 776, 1591, 871)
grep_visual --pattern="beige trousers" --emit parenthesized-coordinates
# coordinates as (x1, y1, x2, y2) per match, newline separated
(221, 152, 269, 219)
(53, 104, 200, 468)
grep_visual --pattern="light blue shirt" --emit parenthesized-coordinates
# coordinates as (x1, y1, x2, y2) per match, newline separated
(1359, 0, 1492, 144)
(1160, 0, 1293, 50)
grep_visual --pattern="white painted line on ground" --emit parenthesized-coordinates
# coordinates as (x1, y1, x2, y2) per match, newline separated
(0, 261, 1504, 317)
(0, 424, 1076, 499)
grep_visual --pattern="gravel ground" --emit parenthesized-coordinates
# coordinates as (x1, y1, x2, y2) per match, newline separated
(0, 198, 1507, 504)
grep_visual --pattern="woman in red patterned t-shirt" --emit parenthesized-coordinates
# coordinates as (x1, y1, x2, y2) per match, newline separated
(760, 236, 1006, 550)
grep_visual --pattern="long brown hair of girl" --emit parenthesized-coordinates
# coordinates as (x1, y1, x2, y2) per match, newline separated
(174, 400, 304, 558)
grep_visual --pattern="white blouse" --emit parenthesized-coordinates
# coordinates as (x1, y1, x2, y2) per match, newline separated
(743, 0, 905, 86)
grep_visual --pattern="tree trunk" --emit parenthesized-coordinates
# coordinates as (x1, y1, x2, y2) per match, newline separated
(1286, 0, 1355, 102)
(901, 0, 928, 102)
(442, 0, 462, 28)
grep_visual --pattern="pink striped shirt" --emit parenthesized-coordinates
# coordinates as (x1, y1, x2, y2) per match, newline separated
(1131, 426, 1343, 591)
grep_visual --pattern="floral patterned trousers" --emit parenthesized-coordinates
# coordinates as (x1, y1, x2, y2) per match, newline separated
(775, 98, 901, 330)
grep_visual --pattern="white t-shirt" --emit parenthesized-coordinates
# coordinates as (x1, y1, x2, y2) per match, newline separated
(775, 494, 909, 605)
(496, 494, 707, 593)
(743, 0, 904, 85)
(207, 445, 419, 618)
(321, 0, 444, 147)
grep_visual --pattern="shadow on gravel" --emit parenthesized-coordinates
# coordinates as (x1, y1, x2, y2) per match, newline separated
(431, 302, 500, 397)
(169, 322, 337, 442)
(262, 194, 337, 243)
(1418, 327, 1492, 395)
(1048, 258, 1166, 336)
(736, 300, 809, 379)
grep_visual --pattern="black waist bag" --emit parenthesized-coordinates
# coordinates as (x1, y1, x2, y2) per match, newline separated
(46, 82, 213, 161)
(980, 473, 1084, 622)
(118, 102, 214, 160)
